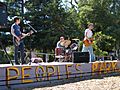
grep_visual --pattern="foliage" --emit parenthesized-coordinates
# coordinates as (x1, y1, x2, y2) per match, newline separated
(92, 31, 115, 56)
(0, 0, 120, 57)
(24, 0, 82, 52)
(93, 32, 115, 52)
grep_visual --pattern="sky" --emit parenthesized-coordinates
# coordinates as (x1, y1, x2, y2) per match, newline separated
(0, 0, 3, 2)
(62, 0, 78, 7)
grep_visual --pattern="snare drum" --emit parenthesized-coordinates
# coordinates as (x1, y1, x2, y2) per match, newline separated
(55, 48, 64, 55)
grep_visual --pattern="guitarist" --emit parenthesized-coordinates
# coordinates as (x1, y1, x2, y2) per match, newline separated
(82, 23, 95, 62)
(11, 17, 29, 65)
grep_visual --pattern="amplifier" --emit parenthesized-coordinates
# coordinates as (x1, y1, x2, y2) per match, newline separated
(73, 52, 89, 63)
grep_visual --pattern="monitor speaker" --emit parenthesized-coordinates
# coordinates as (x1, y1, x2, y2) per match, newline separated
(73, 52, 89, 63)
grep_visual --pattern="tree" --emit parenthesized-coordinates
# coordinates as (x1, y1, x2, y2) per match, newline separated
(93, 32, 115, 56)
(1, 0, 120, 58)
(24, 0, 82, 52)
(74, 0, 120, 56)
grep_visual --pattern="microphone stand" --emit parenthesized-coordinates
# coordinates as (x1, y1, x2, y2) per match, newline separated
(25, 21, 37, 65)
(25, 21, 37, 33)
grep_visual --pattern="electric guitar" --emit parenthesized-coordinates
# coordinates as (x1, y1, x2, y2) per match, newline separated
(83, 38, 94, 47)
(14, 30, 34, 46)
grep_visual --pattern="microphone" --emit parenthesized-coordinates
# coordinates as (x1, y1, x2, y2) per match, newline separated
(23, 19, 30, 24)
(23, 19, 37, 33)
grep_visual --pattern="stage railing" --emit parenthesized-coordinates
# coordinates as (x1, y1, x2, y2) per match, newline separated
(36, 53, 55, 63)
(96, 56, 113, 61)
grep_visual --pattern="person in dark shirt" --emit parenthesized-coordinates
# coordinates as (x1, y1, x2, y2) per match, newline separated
(11, 17, 29, 65)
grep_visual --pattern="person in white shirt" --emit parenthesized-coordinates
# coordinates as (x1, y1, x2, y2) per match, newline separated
(82, 23, 95, 62)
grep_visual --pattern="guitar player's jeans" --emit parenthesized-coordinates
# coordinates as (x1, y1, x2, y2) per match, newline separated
(14, 42, 25, 64)
(82, 44, 95, 62)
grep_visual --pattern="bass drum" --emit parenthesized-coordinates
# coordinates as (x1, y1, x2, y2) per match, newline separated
(70, 43, 78, 51)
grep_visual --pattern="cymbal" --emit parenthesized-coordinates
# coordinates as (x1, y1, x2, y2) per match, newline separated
(60, 40, 71, 47)
(60, 41, 65, 46)
(64, 40, 71, 47)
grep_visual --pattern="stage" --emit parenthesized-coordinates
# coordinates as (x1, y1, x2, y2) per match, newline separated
(0, 60, 120, 89)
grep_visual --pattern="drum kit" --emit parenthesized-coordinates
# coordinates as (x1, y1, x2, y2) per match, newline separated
(55, 40, 78, 62)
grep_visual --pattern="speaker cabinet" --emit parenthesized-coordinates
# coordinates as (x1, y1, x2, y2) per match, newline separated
(0, 2, 7, 28)
(73, 52, 89, 63)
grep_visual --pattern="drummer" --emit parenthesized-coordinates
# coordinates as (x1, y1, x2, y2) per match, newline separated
(56, 36, 72, 61)
(56, 36, 65, 48)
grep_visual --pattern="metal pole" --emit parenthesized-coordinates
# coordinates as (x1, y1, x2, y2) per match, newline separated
(20, 0, 24, 19)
